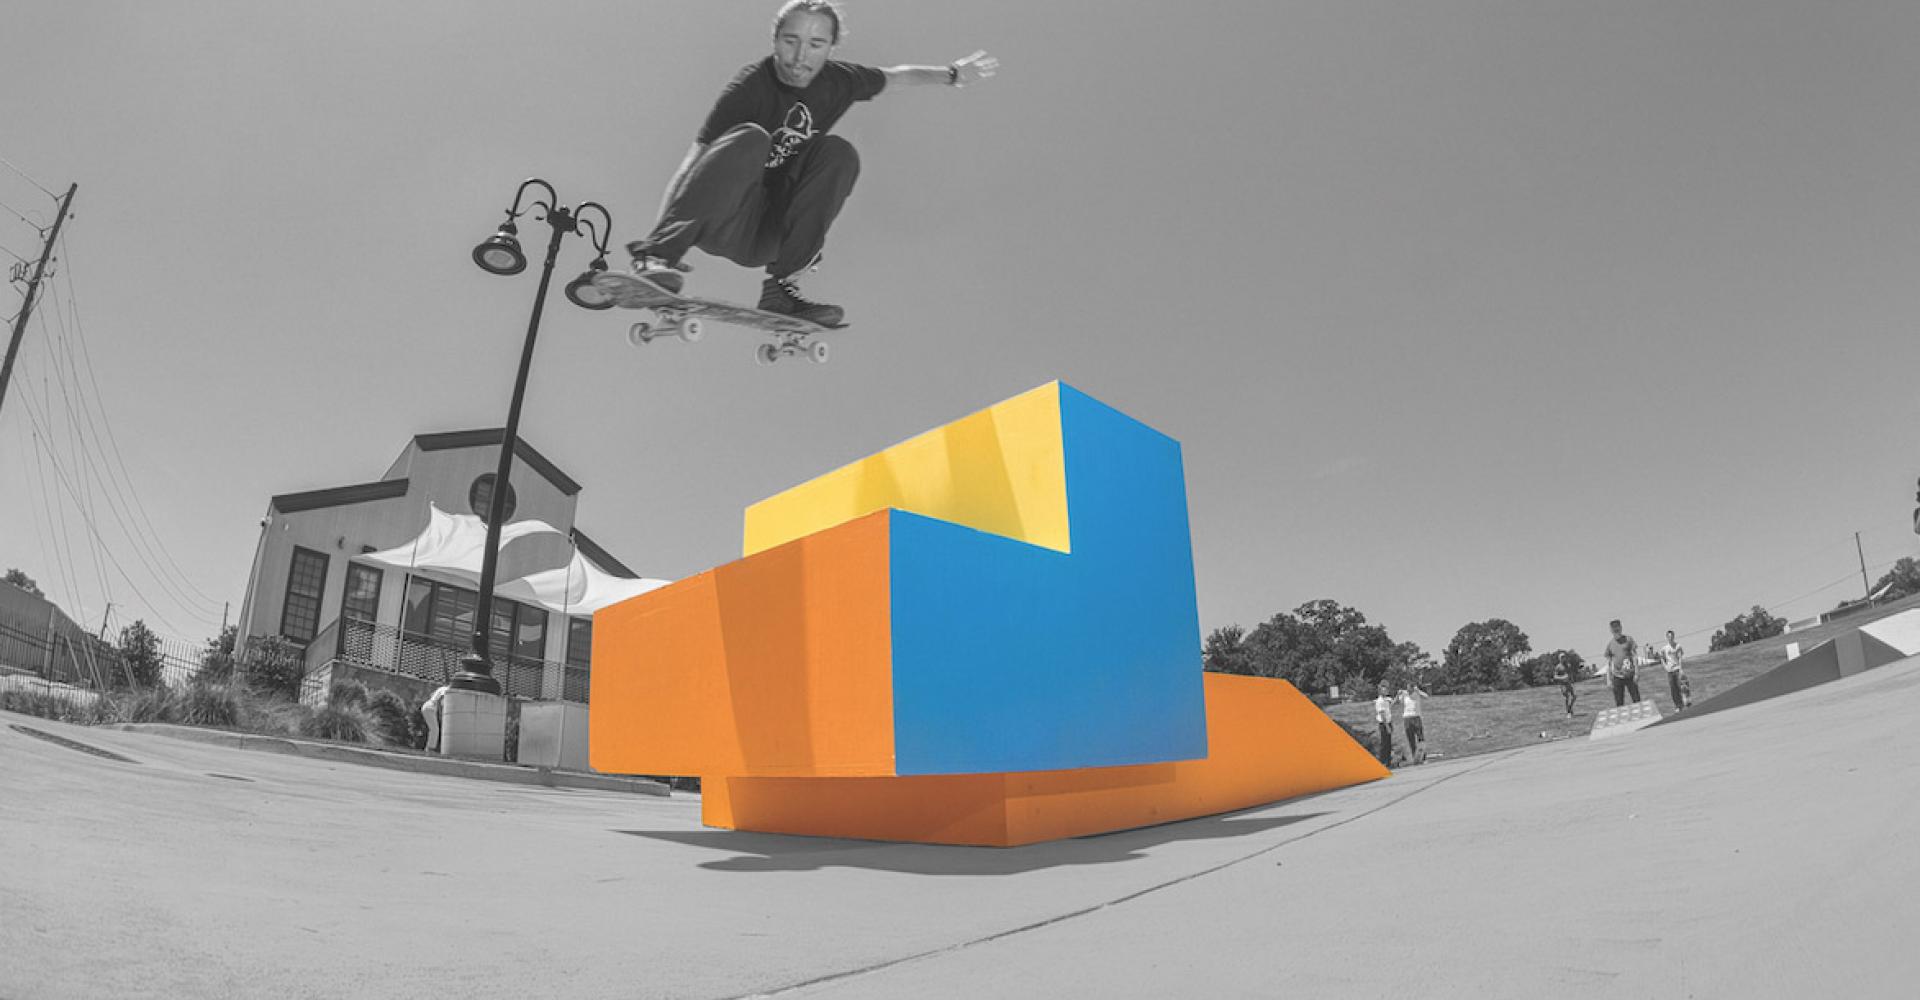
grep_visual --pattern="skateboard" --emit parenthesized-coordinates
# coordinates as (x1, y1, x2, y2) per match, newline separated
(590, 271, 844, 366)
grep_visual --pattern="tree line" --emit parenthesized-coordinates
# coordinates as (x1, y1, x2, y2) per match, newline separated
(1201, 599, 1588, 699)
(1204, 563, 1920, 701)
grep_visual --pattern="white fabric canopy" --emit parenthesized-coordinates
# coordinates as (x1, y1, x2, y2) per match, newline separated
(496, 549, 669, 614)
(363, 503, 667, 614)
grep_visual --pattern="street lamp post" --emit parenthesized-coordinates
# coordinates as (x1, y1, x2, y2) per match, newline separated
(455, 178, 615, 694)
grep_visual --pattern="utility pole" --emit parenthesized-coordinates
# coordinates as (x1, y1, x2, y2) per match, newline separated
(1856, 531, 1870, 598)
(0, 182, 78, 422)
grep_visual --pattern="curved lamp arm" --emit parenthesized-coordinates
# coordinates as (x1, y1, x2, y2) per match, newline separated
(573, 201, 614, 259)
(504, 177, 559, 220)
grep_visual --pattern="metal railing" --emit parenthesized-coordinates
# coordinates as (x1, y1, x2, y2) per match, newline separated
(307, 617, 588, 703)
(1, 614, 209, 691)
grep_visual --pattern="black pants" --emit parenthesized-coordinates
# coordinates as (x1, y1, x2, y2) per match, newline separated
(1611, 674, 1641, 706)
(632, 123, 860, 278)
(1377, 722, 1394, 766)
(1561, 683, 1576, 713)
(1668, 671, 1686, 710)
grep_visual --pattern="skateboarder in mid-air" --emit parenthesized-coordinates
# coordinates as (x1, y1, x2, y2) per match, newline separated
(625, 0, 999, 327)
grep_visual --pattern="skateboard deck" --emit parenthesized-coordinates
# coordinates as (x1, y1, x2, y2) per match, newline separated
(591, 271, 844, 366)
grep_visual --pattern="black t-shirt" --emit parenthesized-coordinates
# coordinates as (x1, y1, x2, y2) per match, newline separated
(696, 57, 887, 171)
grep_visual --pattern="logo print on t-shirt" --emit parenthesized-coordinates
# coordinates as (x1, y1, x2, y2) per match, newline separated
(768, 102, 815, 169)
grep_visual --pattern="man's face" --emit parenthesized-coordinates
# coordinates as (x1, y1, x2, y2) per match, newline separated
(772, 11, 836, 87)
(1611, 623, 1624, 637)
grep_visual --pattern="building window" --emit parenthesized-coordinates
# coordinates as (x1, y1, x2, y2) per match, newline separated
(490, 600, 547, 668)
(342, 563, 382, 624)
(565, 617, 592, 702)
(469, 473, 517, 524)
(566, 617, 592, 670)
(280, 547, 329, 644)
(403, 576, 471, 648)
(402, 576, 543, 667)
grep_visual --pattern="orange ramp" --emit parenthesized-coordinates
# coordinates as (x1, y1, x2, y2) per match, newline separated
(701, 673, 1389, 847)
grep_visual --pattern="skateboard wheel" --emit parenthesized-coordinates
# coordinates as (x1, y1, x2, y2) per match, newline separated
(678, 317, 704, 343)
(628, 322, 653, 347)
(809, 341, 830, 364)
(755, 343, 778, 366)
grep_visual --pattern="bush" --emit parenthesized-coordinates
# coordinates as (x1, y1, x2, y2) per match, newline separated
(328, 680, 369, 710)
(0, 686, 94, 724)
(115, 687, 174, 723)
(173, 681, 244, 728)
(407, 706, 428, 749)
(363, 689, 415, 748)
(300, 703, 372, 743)
(198, 625, 238, 683)
(246, 698, 313, 737)
(241, 634, 307, 701)
(1711, 605, 1787, 652)
(117, 621, 166, 690)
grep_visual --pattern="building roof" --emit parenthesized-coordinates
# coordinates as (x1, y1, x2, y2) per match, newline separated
(270, 478, 411, 514)
(572, 530, 638, 579)
(411, 430, 581, 497)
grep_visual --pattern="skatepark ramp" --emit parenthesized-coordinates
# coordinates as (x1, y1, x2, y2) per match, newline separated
(1658, 609, 1920, 726)
(588, 382, 1388, 845)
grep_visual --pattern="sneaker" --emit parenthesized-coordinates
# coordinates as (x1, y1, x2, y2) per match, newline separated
(759, 275, 844, 327)
(624, 245, 687, 294)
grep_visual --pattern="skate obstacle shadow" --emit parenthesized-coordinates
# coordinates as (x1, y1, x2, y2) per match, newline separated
(589, 381, 1387, 846)
(1656, 610, 1920, 728)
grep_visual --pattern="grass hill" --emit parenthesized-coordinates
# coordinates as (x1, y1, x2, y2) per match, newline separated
(1323, 590, 1920, 762)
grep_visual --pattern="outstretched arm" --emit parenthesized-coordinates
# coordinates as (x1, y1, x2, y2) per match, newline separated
(883, 50, 1000, 89)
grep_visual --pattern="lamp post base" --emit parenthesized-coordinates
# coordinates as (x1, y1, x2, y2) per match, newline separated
(449, 654, 504, 695)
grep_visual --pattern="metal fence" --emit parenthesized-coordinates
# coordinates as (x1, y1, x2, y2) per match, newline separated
(0, 612, 210, 692)
(2, 602, 588, 710)
(305, 618, 589, 704)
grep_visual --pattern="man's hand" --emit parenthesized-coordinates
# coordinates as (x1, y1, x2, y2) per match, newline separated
(951, 50, 999, 87)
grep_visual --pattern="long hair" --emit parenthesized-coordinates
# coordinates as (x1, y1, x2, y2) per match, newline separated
(771, 0, 845, 44)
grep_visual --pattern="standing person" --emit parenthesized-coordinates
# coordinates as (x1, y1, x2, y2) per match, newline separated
(623, 0, 1000, 325)
(1658, 630, 1688, 711)
(1603, 619, 1642, 707)
(1399, 679, 1431, 764)
(1373, 682, 1396, 767)
(421, 683, 449, 754)
(1552, 654, 1578, 717)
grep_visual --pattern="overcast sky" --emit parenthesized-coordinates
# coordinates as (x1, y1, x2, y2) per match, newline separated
(3, 0, 1916, 662)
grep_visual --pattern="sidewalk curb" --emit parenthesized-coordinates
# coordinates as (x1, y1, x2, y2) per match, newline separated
(111, 723, 670, 796)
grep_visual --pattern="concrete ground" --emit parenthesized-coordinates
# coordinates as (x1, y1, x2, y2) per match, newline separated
(4, 657, 1915, 999)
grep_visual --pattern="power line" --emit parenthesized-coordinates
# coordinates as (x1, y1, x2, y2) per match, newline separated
(28, 300, 219, 626)
(15, 382, 192, 636)
(52, 232, 225, 609)
(8, 397, 74, 615)
(21, 377, 90, 619)
(0, 196, 41, 230)
(0, 151, 59, 199)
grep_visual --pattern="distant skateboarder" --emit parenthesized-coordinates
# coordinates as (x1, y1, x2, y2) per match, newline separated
(1398, 680, 1430, 763)
(1552, 654, 1577, 716)
(624, 0, 1000, 326)
(1373, 682, 1396, 766)
(1658, 630, 1689, 711)
(1603, 619, 1642, 707)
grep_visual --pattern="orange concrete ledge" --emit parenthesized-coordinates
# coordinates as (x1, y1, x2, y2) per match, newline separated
(588, 511, 896, 778)
(701, 673, 1390, 847)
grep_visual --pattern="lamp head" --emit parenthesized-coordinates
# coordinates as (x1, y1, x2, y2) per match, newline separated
(564, 257, 614, 310)
(472, 220, 526, 275)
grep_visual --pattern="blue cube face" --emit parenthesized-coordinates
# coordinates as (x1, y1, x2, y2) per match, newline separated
(887, 385, 1209, 775)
